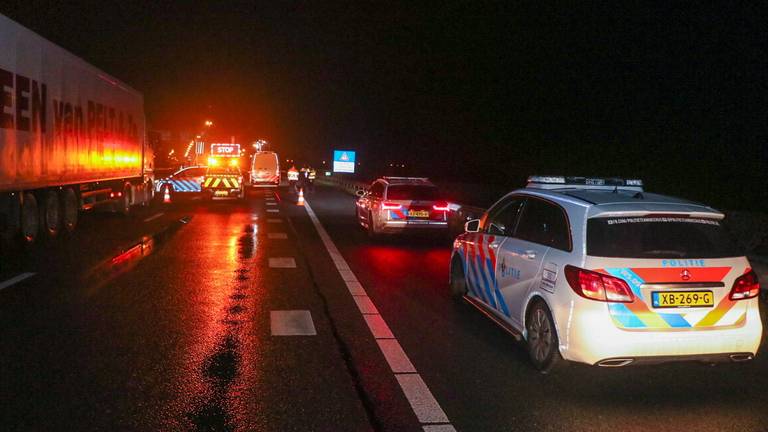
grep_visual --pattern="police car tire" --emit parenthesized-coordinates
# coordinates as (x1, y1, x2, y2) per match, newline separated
(367, 212, 378, 239)
(526, 301, 563, 374)
(450, 258, 467, 298)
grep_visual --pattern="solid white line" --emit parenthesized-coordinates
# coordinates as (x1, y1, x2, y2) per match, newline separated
(377, 339, 416, 372)
(302, 201, 454, 429)
(268, 257, 296, 268)
(395, 374, 450, 424)
(142, 212, 164, 222)
(267, 233, 288, 239)
(0, 272, 36, 291)
(270, 310, 317, 336)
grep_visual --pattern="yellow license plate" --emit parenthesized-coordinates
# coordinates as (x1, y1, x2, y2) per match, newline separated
(408, 210, 429, 218)
(652, 291, 714, 308)
(214, 190, 230, 197)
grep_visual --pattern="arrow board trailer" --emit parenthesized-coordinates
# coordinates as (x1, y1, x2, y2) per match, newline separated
(0, 14, 154, 245)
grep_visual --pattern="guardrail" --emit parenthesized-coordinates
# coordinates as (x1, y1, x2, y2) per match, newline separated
(317, 176, 487, 236)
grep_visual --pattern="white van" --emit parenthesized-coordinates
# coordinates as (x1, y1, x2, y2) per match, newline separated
(250, 151, 280, 187)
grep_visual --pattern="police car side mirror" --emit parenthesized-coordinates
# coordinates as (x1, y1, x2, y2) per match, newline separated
(464, 219, 480, 233)
(356, 189, 366, 197)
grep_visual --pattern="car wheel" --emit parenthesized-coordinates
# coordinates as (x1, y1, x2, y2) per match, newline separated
(450, 256, 467, 298)
(367, 211, 378, 239)
(526, 301, 563, 373)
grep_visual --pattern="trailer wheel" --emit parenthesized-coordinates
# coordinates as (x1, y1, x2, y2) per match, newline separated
(20, 192, 39, 244)
(42, 190, 61, 238)
(61, 188, 78, 233)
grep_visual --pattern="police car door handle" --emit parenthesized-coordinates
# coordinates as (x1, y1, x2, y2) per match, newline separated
(524, 250, 537, 259)
(489, 243, 499, 249)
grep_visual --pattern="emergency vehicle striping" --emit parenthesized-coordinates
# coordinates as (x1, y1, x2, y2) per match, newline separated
(458, 233, 511, 316)
(166, 179, 201, 192)
(302, 201, 453, 429)
(598, 266, 743, 329)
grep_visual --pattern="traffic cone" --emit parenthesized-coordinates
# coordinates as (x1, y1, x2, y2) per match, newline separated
(163, 185, 171, 203)
(297, 188, 304, 206)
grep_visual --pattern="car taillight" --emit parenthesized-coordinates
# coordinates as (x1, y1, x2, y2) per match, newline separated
(729, 270, 760, 300)
(564, 265, 634, 303)
(382, 202, 402, 210)
(433, 201, 450, 211)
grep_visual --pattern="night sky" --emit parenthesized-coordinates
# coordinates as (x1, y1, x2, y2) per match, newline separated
(3, 2, 766, 209)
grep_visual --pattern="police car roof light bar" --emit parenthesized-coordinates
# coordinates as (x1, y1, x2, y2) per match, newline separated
(527, 176, 644, 192)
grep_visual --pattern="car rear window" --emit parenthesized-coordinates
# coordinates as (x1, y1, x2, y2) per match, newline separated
(587, 216, 741, 258)
(386, 185, 439, 201)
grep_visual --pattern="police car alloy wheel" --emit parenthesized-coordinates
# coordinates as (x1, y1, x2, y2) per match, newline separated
(526, 301, 563, 373)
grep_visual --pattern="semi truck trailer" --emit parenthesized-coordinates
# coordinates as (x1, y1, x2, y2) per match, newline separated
(0, 14, 154, 245)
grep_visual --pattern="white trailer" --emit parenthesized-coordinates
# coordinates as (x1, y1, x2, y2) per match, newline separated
(0, 14, 154, 245)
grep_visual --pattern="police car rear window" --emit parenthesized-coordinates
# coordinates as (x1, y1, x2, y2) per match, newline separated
(386, 185, 439, 201)
(587, 216, 741, 258)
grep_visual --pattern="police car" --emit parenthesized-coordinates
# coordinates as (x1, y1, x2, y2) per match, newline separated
(449, 176, 762, 372)
(356, 177, 450, 237)
(155, 166, 206, 195)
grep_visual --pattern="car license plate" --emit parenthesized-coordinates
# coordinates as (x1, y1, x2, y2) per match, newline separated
(214, 190, 229, 197)
(652, 291, 714, 308)
(408, 210, 429, 218)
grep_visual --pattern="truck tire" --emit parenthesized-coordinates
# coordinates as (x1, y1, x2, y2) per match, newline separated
(20, 192, 39, 244)
(42, 190, 61, 238)
(61, 188, 78, 233)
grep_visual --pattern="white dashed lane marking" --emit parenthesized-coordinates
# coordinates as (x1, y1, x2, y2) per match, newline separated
(267, 233, 288, 239)
(270, 310, 317, 336)
(267, 209, 280, 213)
(302, 201, 454, 430)
(268, 257, 296, 268)
(142, 212, 164, 222)
(266, 202, 277, 206)
(0, 273, 36, 291)
(267, 218, 282, 223)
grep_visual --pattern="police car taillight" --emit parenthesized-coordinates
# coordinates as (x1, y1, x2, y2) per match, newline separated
(565, 265, 634, 303)
(382, 202, 402, 210)
(433, 201, 450, 211)
(729, 270, 760, 300)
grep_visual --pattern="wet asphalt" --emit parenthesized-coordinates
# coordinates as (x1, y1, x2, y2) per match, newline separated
(0, 185, 767, 431)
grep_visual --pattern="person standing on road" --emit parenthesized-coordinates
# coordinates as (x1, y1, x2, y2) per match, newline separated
(298, 165, 309, 194)
(307, 166, 316, 193)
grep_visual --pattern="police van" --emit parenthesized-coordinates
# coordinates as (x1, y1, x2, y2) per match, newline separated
(250, 151, 280, 187)
(450, 176, 762, 372)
